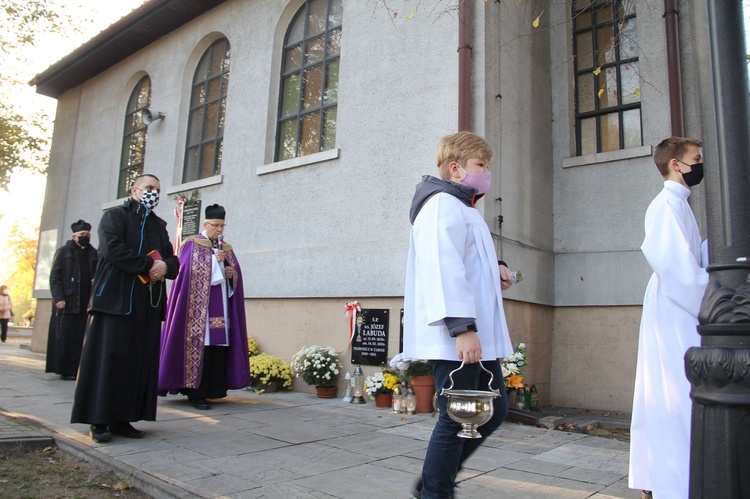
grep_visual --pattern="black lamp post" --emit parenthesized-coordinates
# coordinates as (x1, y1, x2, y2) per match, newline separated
(686, 2, 750, 497)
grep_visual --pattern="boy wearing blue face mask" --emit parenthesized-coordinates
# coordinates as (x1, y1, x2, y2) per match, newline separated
(629, 137, 709, 499)
(403, 131, 514, 498)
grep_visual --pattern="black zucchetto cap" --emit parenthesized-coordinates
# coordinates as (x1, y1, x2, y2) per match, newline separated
(205, 204, 226, 220)
(71, 219, 91, 232)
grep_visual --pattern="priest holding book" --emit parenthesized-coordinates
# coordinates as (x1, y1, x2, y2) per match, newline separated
(158, 204, 250, 410)
(71, 174, 179, 443)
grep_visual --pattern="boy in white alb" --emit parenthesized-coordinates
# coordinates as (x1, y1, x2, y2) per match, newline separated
(403, 131, 514, 498)
(629, 137, 709, 499)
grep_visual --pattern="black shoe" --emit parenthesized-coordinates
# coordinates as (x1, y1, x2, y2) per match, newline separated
(411, 479, 456, 498)
(109, 422, 144, 439)
(410, 479, 422, 498)
(189, 396, 211, 410)
(60, 374, 76, 381)
(89, 424, 111, 443)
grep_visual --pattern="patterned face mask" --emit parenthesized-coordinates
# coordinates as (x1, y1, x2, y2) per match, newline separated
(140, 189, 160, 210)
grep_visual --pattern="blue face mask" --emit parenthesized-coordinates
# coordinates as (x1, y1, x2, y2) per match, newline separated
(459, 165, 492, 194)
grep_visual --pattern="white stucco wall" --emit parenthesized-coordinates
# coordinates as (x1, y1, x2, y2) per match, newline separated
(550, 0, 676, 306)
(40, 0, 459, 300)
(33, 0, 690, 410)
(480, 0, 555, 307)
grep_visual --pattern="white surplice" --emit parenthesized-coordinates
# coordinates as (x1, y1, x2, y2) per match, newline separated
(403, 192, 512, 361)
(202, 230, 233, 347)
(629, 180, 709, 498)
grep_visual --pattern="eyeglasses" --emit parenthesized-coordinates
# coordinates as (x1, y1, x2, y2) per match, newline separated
(206, 222, 227, 228)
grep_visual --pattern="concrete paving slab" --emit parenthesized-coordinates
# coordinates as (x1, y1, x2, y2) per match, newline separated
(592, 476, 643, 498)
(556, 466, 628, 487)
(293, 462, 417, 499)
(533, 442, 629, 474)
(324, 430, 427, 459)
(505, 456, 574, 476)
(0, 341, 641, 498)
(462, 467, 604, 498)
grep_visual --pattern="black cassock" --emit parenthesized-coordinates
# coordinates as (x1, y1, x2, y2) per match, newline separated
(46, 241, 96, 377)
(71, 199, 178, 425)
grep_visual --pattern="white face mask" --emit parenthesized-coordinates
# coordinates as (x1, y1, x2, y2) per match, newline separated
(139, 189, 160, 210)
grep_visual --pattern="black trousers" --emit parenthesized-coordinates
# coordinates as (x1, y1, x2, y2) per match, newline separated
(0, 319, 8, 342)
(187, 346, 228, 399)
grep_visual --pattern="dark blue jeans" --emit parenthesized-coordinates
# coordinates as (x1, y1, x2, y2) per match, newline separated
(420, 359, 508, 499)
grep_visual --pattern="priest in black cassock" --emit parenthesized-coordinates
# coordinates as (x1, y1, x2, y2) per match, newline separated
(71, 174, 179, 443)
(45, 219, 98, 380)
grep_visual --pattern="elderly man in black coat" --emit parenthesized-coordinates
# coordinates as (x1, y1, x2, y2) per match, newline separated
(71, 174, 179, 443)
(45, 219, 98, 380)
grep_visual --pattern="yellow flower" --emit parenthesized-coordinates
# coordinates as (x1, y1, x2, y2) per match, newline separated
(247, 336, 260, 357)
(249, 353, 293, 392)
(506, 374, 524, 390)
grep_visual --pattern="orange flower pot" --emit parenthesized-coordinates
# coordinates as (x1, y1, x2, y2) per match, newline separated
(410, 376, 435, 413)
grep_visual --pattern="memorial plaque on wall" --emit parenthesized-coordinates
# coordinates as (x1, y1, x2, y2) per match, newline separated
(351, 309, 389, 366)
(181, 201, 202, 238)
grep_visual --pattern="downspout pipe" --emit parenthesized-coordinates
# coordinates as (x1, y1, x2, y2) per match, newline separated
(664, 0, 684, 137)
(458, 0, 473, 131)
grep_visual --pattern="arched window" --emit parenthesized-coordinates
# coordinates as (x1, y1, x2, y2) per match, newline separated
(276, 0, 342, 161)
(183, 38, 231, 182)
(118, 76, 151, 198)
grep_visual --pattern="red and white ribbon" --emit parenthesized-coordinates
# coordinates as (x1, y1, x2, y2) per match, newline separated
(344, 300, 361, 346)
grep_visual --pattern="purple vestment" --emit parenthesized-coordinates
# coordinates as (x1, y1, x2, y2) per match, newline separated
(158, 235, 250, 395)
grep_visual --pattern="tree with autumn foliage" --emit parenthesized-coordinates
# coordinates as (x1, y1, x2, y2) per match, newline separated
(4, 222, 39, 323)
(0, 0, 84, 190)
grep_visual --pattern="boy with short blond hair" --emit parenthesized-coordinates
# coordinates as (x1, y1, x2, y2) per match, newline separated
(629, 137, 709, 498)
(404, 131, 514, 498)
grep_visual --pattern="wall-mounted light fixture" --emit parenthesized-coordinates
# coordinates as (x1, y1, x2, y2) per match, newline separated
(141, 107, 166, 125)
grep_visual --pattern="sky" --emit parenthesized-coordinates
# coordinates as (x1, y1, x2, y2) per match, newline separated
(0, 0, 147, 284)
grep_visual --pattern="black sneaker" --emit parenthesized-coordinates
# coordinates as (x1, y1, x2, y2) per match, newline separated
(410, 479, 422, 498)
(89, 424, 111, 443)
(411, 479, 456, 498)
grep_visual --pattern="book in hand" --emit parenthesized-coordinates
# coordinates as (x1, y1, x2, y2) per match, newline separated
(137, 250, 162, 284)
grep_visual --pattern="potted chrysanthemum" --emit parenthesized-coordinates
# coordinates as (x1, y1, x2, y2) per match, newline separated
(247, 335, 260, 357)
(291, 345, 342, 398)
(364, 370, 401, 407)
(390, 353, 435, 413)
(248, 353, 293, 393)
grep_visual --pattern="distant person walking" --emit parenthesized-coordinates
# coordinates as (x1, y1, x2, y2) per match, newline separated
(0, 285, 12, 342)
(45, 219, 98, 380)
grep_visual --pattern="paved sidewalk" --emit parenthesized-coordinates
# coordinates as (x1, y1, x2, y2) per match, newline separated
(0, 339, 639, 498)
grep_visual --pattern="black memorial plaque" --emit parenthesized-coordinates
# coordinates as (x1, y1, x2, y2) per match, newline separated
(351, 308, 389, 366)
(181, 201, 202, 238)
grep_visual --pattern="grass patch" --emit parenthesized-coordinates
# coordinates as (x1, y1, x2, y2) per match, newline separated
(0, 443, 151, 498)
